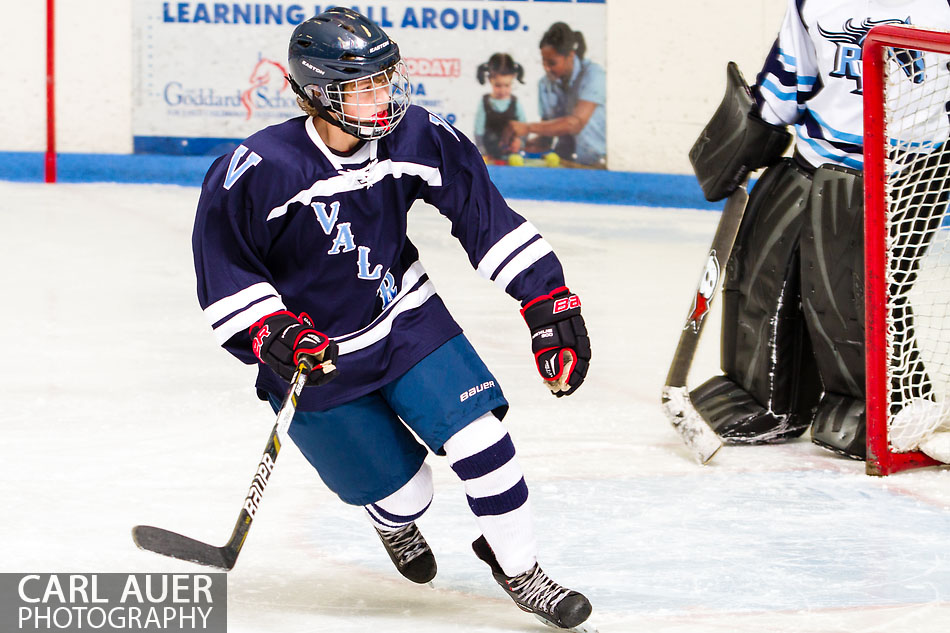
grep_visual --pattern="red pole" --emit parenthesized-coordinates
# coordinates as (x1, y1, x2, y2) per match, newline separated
(862, 31, 888, 475)
(45, 0, 56, 183)
(863, 25, 944, 475)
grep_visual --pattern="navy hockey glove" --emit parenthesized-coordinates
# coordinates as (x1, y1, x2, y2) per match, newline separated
(249, 311, 339, 386)
(521, 287, 591, 397)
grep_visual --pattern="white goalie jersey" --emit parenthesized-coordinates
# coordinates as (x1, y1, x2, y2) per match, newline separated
(753, 0, 950, 170)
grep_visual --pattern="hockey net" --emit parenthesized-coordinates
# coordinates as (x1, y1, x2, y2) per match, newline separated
(865, 25, 950, 475)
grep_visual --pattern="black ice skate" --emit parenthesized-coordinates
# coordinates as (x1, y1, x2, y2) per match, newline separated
(472, 535, 593, 630)
(373, 522, 437, 584)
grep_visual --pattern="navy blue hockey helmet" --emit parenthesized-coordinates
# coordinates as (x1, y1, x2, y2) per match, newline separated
(287, 7, 411, 140)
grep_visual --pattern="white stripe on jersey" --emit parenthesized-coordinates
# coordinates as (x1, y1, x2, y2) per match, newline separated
(336, 281, 438, 355)
(212, 295, 286, 345)
(475, 221, 541, 280)
(333, 260, 427, 343)
(492, 238, 554, 292)
(267, 160, 443, 221)
(204, 281, 281, 325)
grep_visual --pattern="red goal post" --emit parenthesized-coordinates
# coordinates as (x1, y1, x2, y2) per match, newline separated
(864, 24, 950, 475)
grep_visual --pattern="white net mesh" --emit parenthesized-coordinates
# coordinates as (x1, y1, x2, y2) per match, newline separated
(882, 42, 950, 451)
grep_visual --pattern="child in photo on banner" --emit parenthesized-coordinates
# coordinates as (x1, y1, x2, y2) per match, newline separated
(474, 53, 527, 161)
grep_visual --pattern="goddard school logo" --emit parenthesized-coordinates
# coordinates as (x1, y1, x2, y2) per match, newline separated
(242, 56, 291, 120)
(161, 53, 298, 122)
(1, 573, 226, 632)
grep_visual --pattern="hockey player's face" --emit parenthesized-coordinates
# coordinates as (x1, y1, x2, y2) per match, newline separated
(541, 46, 573, 81)
(342, 73, 393, 125)
(490, 74, 514, 100)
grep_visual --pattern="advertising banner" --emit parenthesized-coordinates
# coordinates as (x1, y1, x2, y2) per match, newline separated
(132, 0, 606, 167)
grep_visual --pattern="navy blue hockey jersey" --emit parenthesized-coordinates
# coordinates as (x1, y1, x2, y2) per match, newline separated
(193, 105, 565, 411)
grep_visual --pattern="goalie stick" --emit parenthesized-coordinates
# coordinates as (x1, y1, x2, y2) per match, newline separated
(132, 358, 323, 570)
(661, 187, 749, 464)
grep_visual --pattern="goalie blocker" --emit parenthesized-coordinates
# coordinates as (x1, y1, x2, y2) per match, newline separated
(689, 62, 791, 202)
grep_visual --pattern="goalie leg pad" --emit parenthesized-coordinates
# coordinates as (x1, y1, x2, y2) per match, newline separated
(799, 165, 870, 460)
(691, 375, 810, 443)
(689, 62, 791, 201)
(692, 159, 819, 441)
(695, 159, 820, 441)
(810, 393, 866, 460)
(800, 164, 866, 400)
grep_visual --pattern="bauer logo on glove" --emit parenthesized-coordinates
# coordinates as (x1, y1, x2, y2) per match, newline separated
(521, 287, 591, 397)
(249, 310, 339, 386)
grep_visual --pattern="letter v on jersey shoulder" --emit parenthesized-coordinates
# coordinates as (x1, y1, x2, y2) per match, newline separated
(223, 145, 263, 190)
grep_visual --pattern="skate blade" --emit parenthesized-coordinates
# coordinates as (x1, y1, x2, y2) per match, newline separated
(533, 614, 599, 633)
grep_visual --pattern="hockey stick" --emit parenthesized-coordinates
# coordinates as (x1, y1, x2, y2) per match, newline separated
(661, 187, 749, 464)
(132, 358, 321, 570)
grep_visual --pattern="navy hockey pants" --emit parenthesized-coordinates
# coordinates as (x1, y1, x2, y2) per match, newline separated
(268, 334, 508, 505)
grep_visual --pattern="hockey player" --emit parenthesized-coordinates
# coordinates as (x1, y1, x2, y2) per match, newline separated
(192, 7, 592, 630)
(689, 0, 950, 460)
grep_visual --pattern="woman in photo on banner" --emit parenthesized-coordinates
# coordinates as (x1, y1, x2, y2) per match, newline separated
(504, 22, 606, 168)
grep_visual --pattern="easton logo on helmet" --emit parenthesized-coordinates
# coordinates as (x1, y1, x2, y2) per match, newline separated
(301, 60, 325, 75)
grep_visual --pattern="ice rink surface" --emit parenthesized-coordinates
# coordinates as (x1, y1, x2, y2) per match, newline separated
(2, 181, 950, 633)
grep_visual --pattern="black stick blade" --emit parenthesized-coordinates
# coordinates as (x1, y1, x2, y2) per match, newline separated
(132, 525, 237, 571)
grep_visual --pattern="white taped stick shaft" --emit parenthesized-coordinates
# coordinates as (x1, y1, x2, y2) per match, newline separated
(661, 386, 723, 464)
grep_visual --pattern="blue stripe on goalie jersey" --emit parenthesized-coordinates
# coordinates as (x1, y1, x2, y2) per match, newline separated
(755, 44, 816, 123)
(796, 111, 863, 170)
(760, 41, 798, 84)
(777, 48, 796, 69)
(760, 78, 797, 102)
(758, 44, 818, 92)
(806, 108, 862, 146)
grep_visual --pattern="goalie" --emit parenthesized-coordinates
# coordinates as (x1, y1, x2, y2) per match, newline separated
(688, 0, 950, 461)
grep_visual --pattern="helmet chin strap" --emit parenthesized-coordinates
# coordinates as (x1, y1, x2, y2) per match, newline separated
(315, 107, 358, 138)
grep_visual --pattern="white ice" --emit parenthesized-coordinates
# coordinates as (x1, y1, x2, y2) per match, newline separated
(2, 181, 950, 633)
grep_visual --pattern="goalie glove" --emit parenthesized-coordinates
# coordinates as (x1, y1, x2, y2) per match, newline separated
(521, 287, 591, 397)
(249, 311, 339, 386)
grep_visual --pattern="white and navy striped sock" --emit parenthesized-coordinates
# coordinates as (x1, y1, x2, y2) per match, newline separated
(364, 461, 434, 531)
(444, 413, 537, 577)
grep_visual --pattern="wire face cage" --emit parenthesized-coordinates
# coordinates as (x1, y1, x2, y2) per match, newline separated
(864, 24, 950, 475)
(307, 61, 412, 141)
